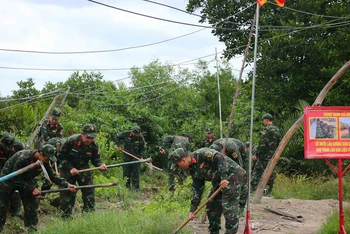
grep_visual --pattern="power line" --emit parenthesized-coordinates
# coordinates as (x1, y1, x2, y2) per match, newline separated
(0, 3, 255, 55)
(0, 29, 204, 54)
(86, 0, 244, 31)
(141, 0, 202, 18)
(269, 1, 349, 19)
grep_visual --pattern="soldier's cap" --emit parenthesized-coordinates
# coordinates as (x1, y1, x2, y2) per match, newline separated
(51, 108, 61, 120)
(82, 124, 97, 138)
(41, 144, 57, 162)
(206, 128, 213, 134)
(209, 143, 222, 152)
(181, 133, 191, 138)
(1, 133, 15, 145)
(169, 148, 190, 170)
(46, 137, 66, 147)
(132, 126, 141, 134)
(262, 113, 273, 121)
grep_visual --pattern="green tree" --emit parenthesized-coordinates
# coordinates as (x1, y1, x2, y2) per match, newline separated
(187, 0, 350, 118)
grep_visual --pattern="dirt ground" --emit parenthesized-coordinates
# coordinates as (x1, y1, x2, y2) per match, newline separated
(188, 196, 340, 234)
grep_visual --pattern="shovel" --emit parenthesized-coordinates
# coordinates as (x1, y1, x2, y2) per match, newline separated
(173, 185, 223, 234)
(0, 160, 41, 182)
(120, 149, 163, 174)
(41, 181, 119, 194)
(77, 158, 153, 173)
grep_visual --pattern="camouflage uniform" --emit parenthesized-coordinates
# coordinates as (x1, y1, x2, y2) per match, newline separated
(0, 147, 68, 232)
(171, 148, 245, 234)
(210, 138, 249, 214)
(115, 126, 146, 189)
(0, 133, 25, 217)
(161, 135, 190, 190)
(198, 128, 216, 148)
(252, 114, 281, 194)
(58, 128, 104, 218)
(41, 137, 66, 191)
(36, 108, 63, 149)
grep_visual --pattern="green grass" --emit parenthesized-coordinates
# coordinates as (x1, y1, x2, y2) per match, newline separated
(37, 208, 191, 234)
(317, 207, 350, 234)
(273, 174, 350, 201)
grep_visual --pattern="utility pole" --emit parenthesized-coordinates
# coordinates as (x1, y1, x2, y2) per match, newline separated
(58, 86, 70, 111)
(215, 47, 223, 138)
(27, 91, 61, 147)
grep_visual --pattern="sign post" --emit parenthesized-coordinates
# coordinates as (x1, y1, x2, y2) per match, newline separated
(304, 106, 350, 234)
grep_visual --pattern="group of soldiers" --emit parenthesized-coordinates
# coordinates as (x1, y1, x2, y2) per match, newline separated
(161, 113, 281, 234)
(0, 109, 281, 234)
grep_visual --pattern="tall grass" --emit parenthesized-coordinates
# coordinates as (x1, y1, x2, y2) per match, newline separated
(274, 173, 350, 233)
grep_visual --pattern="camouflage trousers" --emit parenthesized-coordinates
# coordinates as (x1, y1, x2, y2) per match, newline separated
(206, 169, 244, 234)
(123, 163, 140, 189)
(0, 182, 38, 232)
(59, 171, 95, 219)
(0, 165, 21, 217)
(251, 160, 275, 193)
(239, 173, 248, 210)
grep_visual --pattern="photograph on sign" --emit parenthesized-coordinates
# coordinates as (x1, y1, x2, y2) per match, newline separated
(304, 106, 350, 159)
(340, 118, 350, 139)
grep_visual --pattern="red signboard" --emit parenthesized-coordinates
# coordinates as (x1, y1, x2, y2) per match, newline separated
(304, 106, 350, 159)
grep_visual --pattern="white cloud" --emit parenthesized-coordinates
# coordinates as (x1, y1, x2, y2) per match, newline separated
(0, 0, 248, 97)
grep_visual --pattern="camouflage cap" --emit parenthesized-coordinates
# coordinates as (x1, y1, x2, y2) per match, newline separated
(181, 133, 191, 138)
(132, 126, 141, 133)
(83, 124, 97, 138)
(169, 148, 190, 170)
(209, 143, 222, 152)
(51, 108, 61, 120)
(1, 133, 15, 145)
(41, 144, 57, 162)
(262, 113, 273, 121)
(206, 128, 213, 134)
(46, 137, 66, 147)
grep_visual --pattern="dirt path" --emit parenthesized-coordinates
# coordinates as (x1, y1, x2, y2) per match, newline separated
(188, 197, 339, 234)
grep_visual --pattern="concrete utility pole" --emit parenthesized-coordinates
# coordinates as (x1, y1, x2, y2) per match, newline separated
(26, 91, 61, 147)
(215, 47, 223, 138)
(58, 86, 70, 111)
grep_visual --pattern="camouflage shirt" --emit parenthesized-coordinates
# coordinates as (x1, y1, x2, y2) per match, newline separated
(115, 131, 146, 161)
(58, 134, 103, 171)
(0, 140, 25, 167)
(189, 147, 244, 212)
(198, 136, 217, 148)
(255, 124, 281, 161)
(212, 138, 248, 169)
(0, 150, 68, 192)
(39, 119, 64, 142)
(161, 135, 190, 156)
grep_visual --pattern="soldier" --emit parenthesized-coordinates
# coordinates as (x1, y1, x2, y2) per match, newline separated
(115, 126, 146, 190)
(41, 137, 66, 191)
(58, 124, 108, 219)
(170, 148, 245, 234)
(209, 138, 249, 216)
(0, 144, 76, 232)
(0, 133, 25, 217)
(252, 113, 281, 196)
(36, 108, 64, 149)
(159, 133, 191, 191)
(198, 128, 216, 148)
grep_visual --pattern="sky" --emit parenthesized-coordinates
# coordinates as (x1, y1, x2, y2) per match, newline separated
(0, 0, 251, 97)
